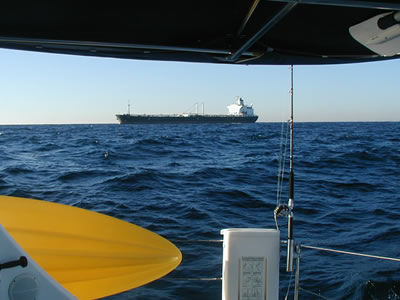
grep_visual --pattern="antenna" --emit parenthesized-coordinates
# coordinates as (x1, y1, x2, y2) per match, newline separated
(287, 64, 295, 272)
(273, 65, 295, 272)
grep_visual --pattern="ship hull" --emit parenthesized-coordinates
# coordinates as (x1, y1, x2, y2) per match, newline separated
(116, 114, 258, 124)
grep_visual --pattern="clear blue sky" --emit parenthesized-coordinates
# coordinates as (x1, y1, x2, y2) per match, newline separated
(0, 48, 399, 124)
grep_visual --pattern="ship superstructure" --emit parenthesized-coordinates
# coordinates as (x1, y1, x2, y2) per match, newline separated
(227, 97, 255, 117)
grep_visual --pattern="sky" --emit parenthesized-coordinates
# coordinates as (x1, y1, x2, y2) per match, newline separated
(0, 48, 399, 124)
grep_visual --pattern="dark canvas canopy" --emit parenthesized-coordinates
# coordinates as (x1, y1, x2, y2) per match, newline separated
(0, 0, 399, 65)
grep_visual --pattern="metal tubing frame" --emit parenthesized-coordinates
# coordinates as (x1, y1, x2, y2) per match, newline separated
(0, 36, 255, 57)
(237, 0, 262, 37)
(226, 2, 298, 62)
(265, 0, 400, 11)
(228, 0, 400, 62)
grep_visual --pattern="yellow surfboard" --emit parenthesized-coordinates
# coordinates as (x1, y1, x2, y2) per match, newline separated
(0, 195, 182, 299)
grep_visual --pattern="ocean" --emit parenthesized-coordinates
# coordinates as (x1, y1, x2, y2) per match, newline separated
(0, 122, 399, 299)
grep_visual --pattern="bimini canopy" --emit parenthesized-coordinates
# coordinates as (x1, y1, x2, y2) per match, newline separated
(0, 0, 400, 65)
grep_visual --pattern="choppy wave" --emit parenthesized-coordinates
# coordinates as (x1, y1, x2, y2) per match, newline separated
(0, 122, 399, 299)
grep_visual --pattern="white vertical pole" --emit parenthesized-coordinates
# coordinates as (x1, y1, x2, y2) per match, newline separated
(286, 65, 294, 273)
(294, 246, 300, 300)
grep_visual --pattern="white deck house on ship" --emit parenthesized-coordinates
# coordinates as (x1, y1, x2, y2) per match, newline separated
(227, 97, 255, 117)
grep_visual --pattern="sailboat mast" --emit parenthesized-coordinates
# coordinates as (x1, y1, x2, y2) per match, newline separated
(287, 65, 295, 272)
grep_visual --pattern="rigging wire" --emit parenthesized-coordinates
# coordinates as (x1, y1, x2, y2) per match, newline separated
(276, 120, 289, 205)
(169, 239, 223, 243)
(284, 268, 295, 300)
(183, 102, 199, 114)
(275, 120, 290, 230)
(298, 287, 334, 300)
(301, 244, 400, 262)
(165, 277, 222, 281)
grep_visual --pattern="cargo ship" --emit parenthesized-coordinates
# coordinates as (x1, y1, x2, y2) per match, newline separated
(116, 97, 258, 124)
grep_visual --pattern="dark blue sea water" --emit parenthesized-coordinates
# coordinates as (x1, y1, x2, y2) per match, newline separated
(0, 122, 399, 299)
